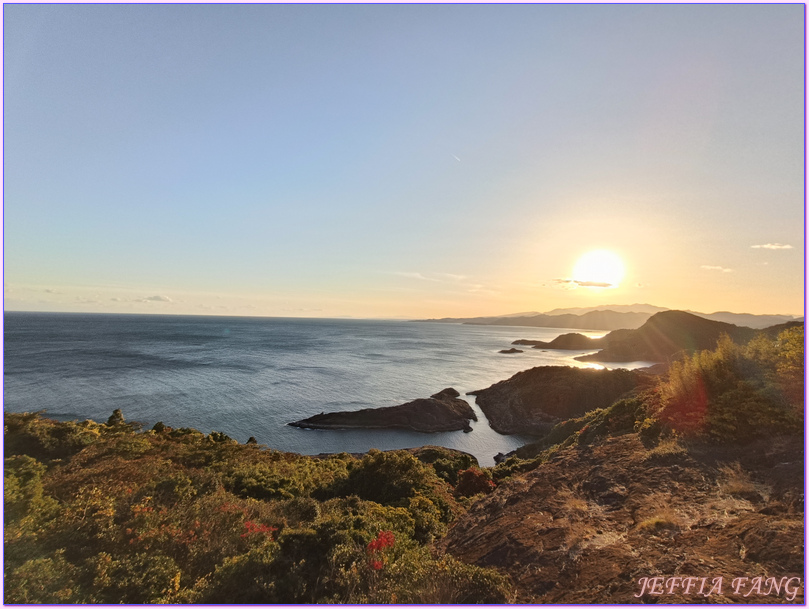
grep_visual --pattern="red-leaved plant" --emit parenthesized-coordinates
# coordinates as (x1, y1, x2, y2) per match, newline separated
(366, 530, 395, 570)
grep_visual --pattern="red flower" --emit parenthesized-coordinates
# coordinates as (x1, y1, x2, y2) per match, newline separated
(366, 530, 395, 570)
(241, 520, 278, 538)
(367, 530, 395, 553)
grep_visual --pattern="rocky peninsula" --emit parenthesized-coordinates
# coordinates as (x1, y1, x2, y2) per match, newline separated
(288, 387, 477, 433)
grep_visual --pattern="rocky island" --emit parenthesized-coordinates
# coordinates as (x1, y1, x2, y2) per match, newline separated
(288, 387, 477, 432)
(513, 333, 605, 350)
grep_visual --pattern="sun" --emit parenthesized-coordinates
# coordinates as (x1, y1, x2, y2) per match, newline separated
(572, 250, 626, 288)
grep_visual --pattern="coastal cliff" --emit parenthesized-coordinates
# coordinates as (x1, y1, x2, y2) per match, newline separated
(288, 388, 477, 432)
(469, 366, 652, 435)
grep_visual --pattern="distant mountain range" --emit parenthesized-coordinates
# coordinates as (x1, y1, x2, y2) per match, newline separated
(414, 304, 802, 331)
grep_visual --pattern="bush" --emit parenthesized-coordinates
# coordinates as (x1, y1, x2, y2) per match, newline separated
(328, 449, 434, 506)
(656, 331, 804, 442)
(5, 550, 80, 603)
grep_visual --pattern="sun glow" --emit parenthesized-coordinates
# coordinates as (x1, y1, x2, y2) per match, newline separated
(572, 250, 626, 288)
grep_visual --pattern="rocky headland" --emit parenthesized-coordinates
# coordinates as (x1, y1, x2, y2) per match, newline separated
(513, 333, 605, 350)
(468, 366, 653, 435)
(288, 387, 477, 433)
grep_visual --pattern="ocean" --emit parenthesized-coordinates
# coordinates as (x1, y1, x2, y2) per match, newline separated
(3, 312, 653, 466)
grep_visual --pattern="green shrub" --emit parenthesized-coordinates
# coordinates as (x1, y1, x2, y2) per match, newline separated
(411, 446, 478, 486)
(86, 551, 182, 603)
(327, 449, 434, 506)
(5, 549, 80, 603)
(4, 455, 60, 529)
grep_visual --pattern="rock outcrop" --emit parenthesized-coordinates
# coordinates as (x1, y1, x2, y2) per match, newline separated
(498, 348, 523, 354)
(289, 388, 477, 433)
(468, 366, 651, 435)
(513, 333, 605, 350)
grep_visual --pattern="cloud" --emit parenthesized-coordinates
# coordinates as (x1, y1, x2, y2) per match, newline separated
(700, 265, 733, 273)
(392, 271, 467, 283)
(139, 295, 173, 303)
(466, 284, 500, 296)
(436, 273, 467, 281)
(393, 272, 440, 282)
(554, 279, 614, 289)
(751, 243, 793, 250)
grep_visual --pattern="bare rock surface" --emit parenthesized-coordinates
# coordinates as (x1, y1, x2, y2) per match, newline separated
(438, 434, 804, 603)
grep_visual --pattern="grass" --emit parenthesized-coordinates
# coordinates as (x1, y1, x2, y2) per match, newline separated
(644, 436, 688, 463)
(717, 462, 765, 502)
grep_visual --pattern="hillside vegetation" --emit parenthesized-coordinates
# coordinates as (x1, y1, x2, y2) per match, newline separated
(4, 414, 510, 604)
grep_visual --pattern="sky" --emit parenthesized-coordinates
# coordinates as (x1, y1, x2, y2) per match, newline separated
(3, 3, 805, 319)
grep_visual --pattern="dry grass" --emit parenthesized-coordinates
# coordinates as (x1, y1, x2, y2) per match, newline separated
(636, 512, 682, 532)
(717, 462, 767, 502)
(644, 436, 688, 462)
(632, 492, 686, 533)
(557, 487, 590, 518)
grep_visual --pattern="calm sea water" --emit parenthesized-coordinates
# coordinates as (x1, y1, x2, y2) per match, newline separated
(3, 312, 652, 465)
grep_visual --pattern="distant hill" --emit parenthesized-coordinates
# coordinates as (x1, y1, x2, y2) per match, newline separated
(465, 310, 652, 331)
(414, 310, 653, 331)
(689, 311, 801, 329)
(542, 303, 669, 316)
(415, 305, 799, 332)
(574, 310, 798, 363)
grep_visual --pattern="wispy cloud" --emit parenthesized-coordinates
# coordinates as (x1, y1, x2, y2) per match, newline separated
(554, 279, 614, 289)
(466, 284, 500, 296)
(701, 265, 733, 273)
(139, 295, 173, 303)
(751, 243, 793, 250)
(393, 272, 440, 282)
(392, 271, 467, 283)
